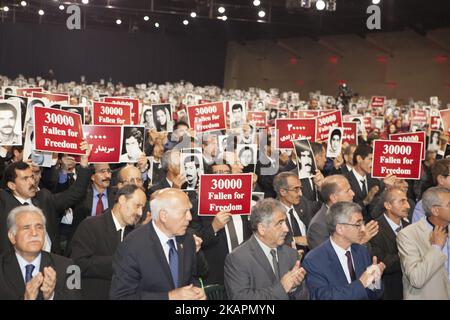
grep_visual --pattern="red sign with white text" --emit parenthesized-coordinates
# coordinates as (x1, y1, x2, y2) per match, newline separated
(439, 109, 450, 135)
(104, 97, 140, 125)
(247, 111, 267, 128)
(372, 140, 422, 180)
(342, 122, 358, 145)
(198, 174, 253, 215)
(289, 111, 299, 118)
(298, 110, 319, 118)
(275, 118, 316, 149)
(390, 131, 426, 160)
(363, 117, 372, 131)
(410, 109, 428, 125)
(82, 125, 122, 163)
(370, 96, 386, 108)
(93, 101, 132, 126)
(187, 102, 227, 132)
(34, 106, 84, 154)
(316, 110, 342, 141)
(17, 88, 43, 98)
(430, 116, 441, 131)
(32, 92, 69, 104)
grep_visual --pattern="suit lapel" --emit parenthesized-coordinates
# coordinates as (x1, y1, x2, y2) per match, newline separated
(148, 223, 175, 289)
(380, 215, 397, 244)
(348, 171, 364, 199)
(324, 240, 351, 284)
(350, 245, 365, 278)
(3, 252, 26, 299)
(176, 236, 186, 287)
(85, 186, 93, 216)
(249, 236, 277, 282)
(104, 210, 120, 253)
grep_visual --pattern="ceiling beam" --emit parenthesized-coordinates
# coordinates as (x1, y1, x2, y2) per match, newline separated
(317, 38, 344, 58)
(276, 40, 302, 59)
(364, 35, 394, 58)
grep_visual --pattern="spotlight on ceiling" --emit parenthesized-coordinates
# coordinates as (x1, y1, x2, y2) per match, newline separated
(372, 0, 381, 4)
(143, 15, 149, 21)
(253, 0, 261, 6)
(154, 22, 160, 28)
(21, 1, 27, 7)
(3, 6, 9, 12)
(190, 12, 197, 18)
(82, 0, 89, 4)
(258, 10, 266, 18)
(316, 0, 326, 10)
(183, 19, 189, 25)
(116, 19, 122, 25)
(38, 9, 45, 15)
(59, 4, 65, 10)
(218, 6, 225, 14)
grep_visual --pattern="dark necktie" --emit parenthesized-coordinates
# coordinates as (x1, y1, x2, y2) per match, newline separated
(395, 225, 402, 233)
(311, 178, 318, 201)
(288, 209, 302, 236)
(227, 218, 240, 252)
(167, 239, 179, 288)
(22, 201, 30, 206)
(270, 249, 280, 280)
(67, 172, 75, 184)
(360, 179, 368, 198)
(25, 264, 35, 283)
(96, 193, 104, 216)
(345, 251, 357, 282)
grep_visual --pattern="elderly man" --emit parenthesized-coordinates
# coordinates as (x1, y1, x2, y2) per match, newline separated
(110, 188, 205, 300)
(0, 206, 80, 300)
(68, 185, 146, 300)
(302, 202, 385, 300)
(397, 186, 450, 300)
(224, 198, 308, 300)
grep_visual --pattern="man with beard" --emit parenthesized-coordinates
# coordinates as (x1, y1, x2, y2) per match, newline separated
(183, 155, 201, 190)
(68, 185, 146, 300)
(0, 102, 21, 145)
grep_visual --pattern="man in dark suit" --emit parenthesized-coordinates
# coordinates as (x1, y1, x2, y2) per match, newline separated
(224, 198, 308, 299)
(303, 202, 385, 300)
(328, 144, 356, 176)
(110, 188, 206, 300)
(68, 185, 146, 300)
(0, 143, 91, 255)
(0, 205, 80, 299)
(370, 187, 410, 300)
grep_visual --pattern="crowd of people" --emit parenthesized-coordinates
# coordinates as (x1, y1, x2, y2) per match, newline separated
(0, 73, 449, 300)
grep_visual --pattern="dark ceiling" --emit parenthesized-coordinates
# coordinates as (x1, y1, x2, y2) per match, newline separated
(1, 0, 449, 40)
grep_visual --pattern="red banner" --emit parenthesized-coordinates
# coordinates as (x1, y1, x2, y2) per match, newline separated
(342, 122, 358, 145)
(430, 116, 441, 131)
(187, 102, 226, 132)
(390, 131, 426, 160)
(103, 97, 140, 125)
(247, 111, 267, 128)
(32, 92, 69, 104)
(410, 109, 428, 125)
(315, 110, 342, 141)
(439, 109, 450, 135)
(275, 118, 316, 149)
(370, 96, 386, 108)
(93, 101, 132, 126)
(363, 117, 372, 132)
(34, 106, 84, 154)
(83, 125, 122, 163)
(372, 140, 422, 180)
(17, 88, 43, 98)
(198, 174, 253, 215)
(298, 110, 319, 118)
(289, 111, 299, 118)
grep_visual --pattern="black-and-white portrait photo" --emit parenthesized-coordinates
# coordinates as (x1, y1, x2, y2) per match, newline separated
(238, 123, 256, 144)
(0, 100, 22, 145)
(2, 86, 17, 96)
(140, 105, 154, 129)
(326, 127, 343, 158)
(428, 130, 441, 152)
(229, 101, 246, 129)
(236, 143, 257, 173)
(61, 106, 85, 124)
(293, 139, 317, 179)
(152, 104, 173, 132)
(180, 153, 203, 190)
(269, 108, 278, 121)
(350, 116, 365, 135)
(277, 110, 288, 119)
(120, 126, 145, 163)
(23, 125, 53, 167)
(5, 94, 28, 131)
(254, 100, 265, 111)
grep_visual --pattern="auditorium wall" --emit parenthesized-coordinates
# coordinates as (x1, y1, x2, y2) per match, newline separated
(224, 29, 450, 102)
(0, 23, 227, 87)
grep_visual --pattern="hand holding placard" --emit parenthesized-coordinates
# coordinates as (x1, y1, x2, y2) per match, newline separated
(79, 140, 92, 168)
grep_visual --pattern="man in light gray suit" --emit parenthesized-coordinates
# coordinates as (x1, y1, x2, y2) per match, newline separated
(224, 198, 308, 300)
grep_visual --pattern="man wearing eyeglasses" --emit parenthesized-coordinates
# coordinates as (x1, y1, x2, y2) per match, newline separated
(303, 201, 385, 300)
(397, 186, 450, 299)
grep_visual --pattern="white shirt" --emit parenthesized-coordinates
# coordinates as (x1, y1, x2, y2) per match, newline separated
(225, 215, 245, 253)
(352, 169, 368, 194)
(152, 221, 177, 265)
(166, 178, 173, 187)
(111, 210, 125, 242)
(384, 214, 402, 235)
(330, 237, 354, 284)
(254, 235, 278, 275)
(16, 252, 41, 283)
(307, 177, 318, 201)
(282, 203, 306, 236)
(345, 164, 352, 172)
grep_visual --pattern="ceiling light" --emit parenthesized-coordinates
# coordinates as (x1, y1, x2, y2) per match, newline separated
(372, 0, 381, 4)
(190, 12, 197, 18)
(82, 0, 89, 4)
(183, 19, 189, 25)
(316, 0, 326, 10)
(144, 15, 149, 21)
(21, 1, 27, 6)
(38, 9, 45, 15)
(154, 22, 159, 28)
(218, 6, 225, 14)
(116, 19, 122, 25)
(3, 6, 9, 12)
(59, 5, 65, 10)
(253, 0, 261, 6)
(258, 10, 266, 18)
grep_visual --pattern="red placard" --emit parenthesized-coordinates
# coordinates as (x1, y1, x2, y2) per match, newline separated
(370, 96, 386, 108)
(410, 109, 428, 125)
(316, 110, 342, 141)
(93, 101, 132, 126)
(198, 174, 253, 215)
(247, 111, 267, 128)
(289, 111, 299, 118)
(17, 88, 43, 98)
(390, 131, 426, 160)
(342, 122, 358, 145)
(363, 117, 372, 131)
(83, 125, 122, 163)
(187, 102, 226, 133)
(275, 118, 316, 149)
(372, 140, 422, 180)
(298, 110, 319, 118)
(439, 109, 450, 135)
(32, 92, 69, 104)
(104, 97, 140, 125)
(34, 106, 84, 154)
(430, 116, 441, 131)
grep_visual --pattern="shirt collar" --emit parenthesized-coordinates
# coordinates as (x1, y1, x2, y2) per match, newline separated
(14, 195, 32, 205)
(254, 234, 276, 258)
(166, 178, 173, 187)
(352, 169, 366, 182)
(384, 214, 402, 232)
(15, 252, 41, 273)
(92, 185, 107, 197)
(152, 220, 177, 250)
(330, 236, 351, 257)
(111, 210, 125, 231)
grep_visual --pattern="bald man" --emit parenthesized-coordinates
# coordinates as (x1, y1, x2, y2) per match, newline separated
(110, 188, 206, 300)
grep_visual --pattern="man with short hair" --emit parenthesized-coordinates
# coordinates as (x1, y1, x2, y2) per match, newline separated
(119, 128, 144, 163)
(397, 186, 450, 299)
(183, 155, 200, 190)
(303, 201, 385, 300)
(0, 205, 80, 299)
(0, 102, 21, 145)
(224, 198, 308, 300)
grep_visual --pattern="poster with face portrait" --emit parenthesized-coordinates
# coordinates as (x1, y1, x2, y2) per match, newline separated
(151, 104, 173, 132)
(120, 126, 145, 163)
(2, 86, 18, 96)
(236, 144, 257, 173)
(140, 105, 154, 129)
(4, 94, 27, 132)
(23, 125, 54, 167)
(229, 101, 247, 129)
(326, 127, 343, 158)
(238, 123, 256, 145)
(428, 130, 441, 152)
(180, 152, 204, 190)
(316, 110, 343, 142)
(439, 109, 450, 135)
(61, 106, 85, 124)
(268, 108, 278, 121)
(0, 99, 22, 145)
(292, 139, 317, 179)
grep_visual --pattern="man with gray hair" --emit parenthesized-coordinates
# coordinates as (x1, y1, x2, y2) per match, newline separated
(397, 186, 450, 299)
(224, 198, 308, 300)
(0, 205, 80, 299)
(302, 201, 385, 300)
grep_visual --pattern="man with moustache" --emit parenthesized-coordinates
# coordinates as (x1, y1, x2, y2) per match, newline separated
(68, 185, 146, 300)
(0, 102, 21, 145)
(183, 155, 200, 190)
